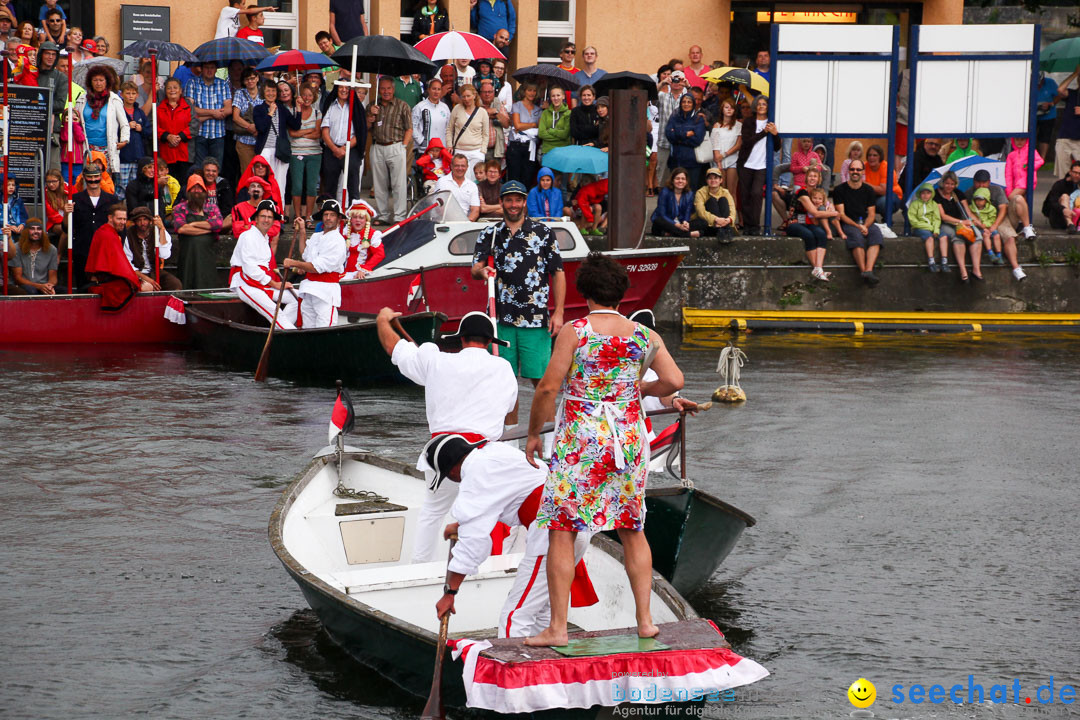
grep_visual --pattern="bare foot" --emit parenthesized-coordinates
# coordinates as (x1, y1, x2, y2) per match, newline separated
(638, 621, 660, 639)
(690, 231, 701, 238)
(524, 626, 569, 647)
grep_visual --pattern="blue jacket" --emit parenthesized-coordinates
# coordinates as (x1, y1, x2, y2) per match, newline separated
(664, 108, 706, 170)
(651, 186, 693, 224)
(471, 0, 516, 42)
(527, 168, 563, 218)
(3, 195, 28, 228)
(118, 106, 152, 164)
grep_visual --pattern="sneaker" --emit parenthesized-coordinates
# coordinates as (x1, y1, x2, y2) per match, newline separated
(1012, 267, 1027, 281)
(811, 267, 831, 282)
(928, 260, 940, 273)
(1022, 225, 1037, 240)
(941, 261, 951, 274)
(993, 253, 1005, 266)
(863, 271, 880, 287)
(875, 222, 898, 239)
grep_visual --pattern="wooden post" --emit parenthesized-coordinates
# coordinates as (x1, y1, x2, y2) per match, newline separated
(608, 88, 646, 249)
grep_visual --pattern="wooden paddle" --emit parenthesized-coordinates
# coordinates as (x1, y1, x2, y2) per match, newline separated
(254, 222, 301, 382)
(392, 316, 415, 345)
(421, 533, 458, 720)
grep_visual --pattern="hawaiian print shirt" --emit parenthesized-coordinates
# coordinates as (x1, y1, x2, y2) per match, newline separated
(473, 218, 563, 329)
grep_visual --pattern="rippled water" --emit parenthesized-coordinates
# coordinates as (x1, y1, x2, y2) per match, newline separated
(1, 334, 1078, 719)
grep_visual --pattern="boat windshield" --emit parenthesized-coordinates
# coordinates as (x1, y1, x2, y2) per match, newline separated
(407, 190, 470, 223)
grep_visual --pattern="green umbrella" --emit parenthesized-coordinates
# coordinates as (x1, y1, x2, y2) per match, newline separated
(1039, 36, 1080, 73)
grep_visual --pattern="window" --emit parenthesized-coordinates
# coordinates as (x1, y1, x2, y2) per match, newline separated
(537, 0, 574, 63)
(261, 0, 297, 51)
(448, 227, 576, 256)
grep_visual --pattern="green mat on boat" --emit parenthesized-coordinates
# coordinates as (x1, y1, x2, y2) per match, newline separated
(552, 636, 670, 657)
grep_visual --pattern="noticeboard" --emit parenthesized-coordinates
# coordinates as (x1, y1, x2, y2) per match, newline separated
(2, 84, 52, 206)
(121, 5, 171, 75)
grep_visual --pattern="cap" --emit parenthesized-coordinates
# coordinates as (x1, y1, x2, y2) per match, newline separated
(0, 9, 13, 21)
(82, 39, 98, 53)
(129, 206, 153, 221)
(422, 434, 486, 490)
(249, 198, 283, 222)
(441, 310, 509, 347)
(629, 308, 656, 330)
(39, 42, 60, 53)
(347, 199, 377, 218)
(972, 169, 991, 182)
(595, 96, 609, 107)
(705, 167, 723, 179)
(186, 174, 207, 192)
(500, 180, 528, 198)
(670, 70, 686, 82)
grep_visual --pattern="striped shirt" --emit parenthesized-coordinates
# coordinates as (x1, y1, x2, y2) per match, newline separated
(184, 77, 232, 140)
(656, 89, 686, 150)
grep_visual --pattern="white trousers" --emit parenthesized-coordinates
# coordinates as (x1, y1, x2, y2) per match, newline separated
(234, 284, 298, 330)
(460, 149, 486, 180)
(498, 529, 591, 638)
(299, 293, 337, 328)
(371, 142, 407, 223)
(411, 473, 460, 563)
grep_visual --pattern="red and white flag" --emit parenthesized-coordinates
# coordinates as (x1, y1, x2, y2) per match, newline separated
(648, 419, 681, 476)
(328, 386, 355, 444)
(406, 273, 426, 311)
(163, 296, 186, 325)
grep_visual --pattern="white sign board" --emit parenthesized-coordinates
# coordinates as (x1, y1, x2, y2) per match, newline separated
(775, 60, 892, 135)
(918, 24, 1035, 54)
(777, 24, 893, 53)
(913, 59, 1031, 135)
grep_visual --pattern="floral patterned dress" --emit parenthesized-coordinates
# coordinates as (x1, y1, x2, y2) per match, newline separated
(536, 316, 653, 533)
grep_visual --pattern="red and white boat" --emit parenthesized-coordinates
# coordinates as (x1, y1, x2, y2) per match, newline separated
(340, 192, 687, 331)
(0, 291, 191, 345)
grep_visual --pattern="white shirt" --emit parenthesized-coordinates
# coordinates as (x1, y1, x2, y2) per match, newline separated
(434, 174, 480, 216)
(297, 229, 347, 306)
(123, 229, 173, 275)
(746, 118, 768, 171)
(215, 6, 241, 39)
(391, 341, 517, 440)
(448, 442, 546, 576)
(497, 83, 513, 116)
(321, 99, 353, 147)
(412, 98, 451, 151)
(229, 226, 274, 287)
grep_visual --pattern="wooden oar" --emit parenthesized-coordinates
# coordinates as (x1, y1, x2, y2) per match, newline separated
(391, 316, 415, 345)
(254, 224, 301, 382)
(421, 533, 458, 720)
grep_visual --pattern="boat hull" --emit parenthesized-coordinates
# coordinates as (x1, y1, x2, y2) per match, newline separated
(0, 292, 190, 345)
(184, 299, 445, 383)
(340, 249, 685, 332)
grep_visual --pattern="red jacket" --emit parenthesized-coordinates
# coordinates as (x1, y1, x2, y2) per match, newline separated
(416, 147, 452, 182)
(86, 223, 140, 311)
(577, 179, 609, 223)
(157, 99, 192, 165)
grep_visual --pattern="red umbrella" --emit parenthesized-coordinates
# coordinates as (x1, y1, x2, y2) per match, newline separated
(414, 31, 505, 61)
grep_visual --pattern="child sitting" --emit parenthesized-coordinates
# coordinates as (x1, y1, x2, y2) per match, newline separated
(970, 187, 1003, 265)
(807, 187, 842, 241)
(416, 137, 452, 194)
(907, 182, 946, 273)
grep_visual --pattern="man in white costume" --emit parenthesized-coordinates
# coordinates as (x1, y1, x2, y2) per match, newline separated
(229, 199, 298, 329)
(376, 308, 518, 563)
(426, 434, 595, 638)
(283, 199, 347, 328)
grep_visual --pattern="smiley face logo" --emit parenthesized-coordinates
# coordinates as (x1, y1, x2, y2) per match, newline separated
(848, 678, 876, 708)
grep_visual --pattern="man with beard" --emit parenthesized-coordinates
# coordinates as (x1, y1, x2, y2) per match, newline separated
(231, 177, 281, 245)
(471, 181, 565, 425)
(66, 162, 119, 288)
(124, 205, 182, 291)
(85, 204, 145, 310)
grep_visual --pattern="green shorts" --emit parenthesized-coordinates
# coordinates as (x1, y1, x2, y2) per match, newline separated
(498, 323, 552, 379)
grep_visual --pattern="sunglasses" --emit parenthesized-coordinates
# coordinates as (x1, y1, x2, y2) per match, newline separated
(562, 49, 575, 55)
(849, 167, 864, 172)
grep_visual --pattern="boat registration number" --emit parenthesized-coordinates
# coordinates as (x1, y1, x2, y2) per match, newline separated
(624, 263, 659, 272)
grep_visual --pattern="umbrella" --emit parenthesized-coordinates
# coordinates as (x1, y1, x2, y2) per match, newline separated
(1039, 37, 1080, 73)
(592, 71, 658, 102)
(540, 146, 609, 176)
(72, 57, 127, 88)
(331, 35, 435, 77)
(904, 156, 1005, 206)
(255, 49, 338, 73)
(193, 36, 271, 65)
(414, 31, 505, 62)
(511, 64, 582, 91)
(121, 39, 198, 63)
(701, 67, 769, 97)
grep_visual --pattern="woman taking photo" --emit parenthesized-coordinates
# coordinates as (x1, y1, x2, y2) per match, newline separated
(710, 97, 741, 201)
(74, 66, 129, 176)
(736, 95, 779, 234)
(650, 168, 699, 237)
(523, 252, 684, 648)
(570, 85, 600, 146)
(665, 93, 706, 190)
(288, 85, 323, 227)
(157, 78, 192, 182)
(508, 82, 541, 186)
(446, 84, 490, 178)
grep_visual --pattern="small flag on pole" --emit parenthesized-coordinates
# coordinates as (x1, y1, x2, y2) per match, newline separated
(406, 273, 425, 311)
(329, 385, 355, 444)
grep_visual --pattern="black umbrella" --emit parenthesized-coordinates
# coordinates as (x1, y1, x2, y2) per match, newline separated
(511, 64, 582, 91)
(121, 39, 198, 63)
(592, 71, 658, 102)
(330, 35, 436, 77)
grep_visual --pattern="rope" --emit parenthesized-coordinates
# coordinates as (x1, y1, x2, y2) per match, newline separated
(716, 344, 748, 388)
(333, 484, 389, 502)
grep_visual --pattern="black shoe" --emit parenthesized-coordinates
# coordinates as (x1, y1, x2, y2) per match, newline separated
(866, 271, 880, 287)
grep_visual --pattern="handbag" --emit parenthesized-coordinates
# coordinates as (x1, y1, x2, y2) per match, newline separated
(694, 131, 715, 165)
(955, 223, 977, 243)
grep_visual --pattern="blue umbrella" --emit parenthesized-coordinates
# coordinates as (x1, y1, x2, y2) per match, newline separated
(192, 37, 271, 65)
(540, 146, 609, 176)
(904, 156, 1005, 206)
(255, 49, 338, 73)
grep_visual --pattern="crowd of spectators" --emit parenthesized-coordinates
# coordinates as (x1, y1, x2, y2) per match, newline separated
(3, 0, 1080, 296)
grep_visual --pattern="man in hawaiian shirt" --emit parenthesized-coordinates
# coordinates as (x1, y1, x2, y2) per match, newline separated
(472, 180, 565, 423)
